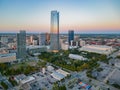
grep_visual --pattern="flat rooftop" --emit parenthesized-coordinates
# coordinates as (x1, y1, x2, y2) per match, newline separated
(0, 53, 16, 57)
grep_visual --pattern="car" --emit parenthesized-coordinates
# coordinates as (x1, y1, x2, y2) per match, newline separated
(0, 86, 3, 89)
(37, 74, 40, 76)
(40, 75, 44, 77)
(78, 86, 82, 89)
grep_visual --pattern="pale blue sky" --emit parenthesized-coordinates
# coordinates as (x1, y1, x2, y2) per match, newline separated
(0, 0, 120, 33)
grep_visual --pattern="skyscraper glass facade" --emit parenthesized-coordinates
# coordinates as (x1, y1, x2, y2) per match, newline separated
(68, 30, 74, 45)
(17, 30, 26, 59)
(50, 11, 60, 52)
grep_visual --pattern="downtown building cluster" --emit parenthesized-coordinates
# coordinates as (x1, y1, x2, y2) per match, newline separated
(1, 10, 120, 90)
(0, 10, 115, 61)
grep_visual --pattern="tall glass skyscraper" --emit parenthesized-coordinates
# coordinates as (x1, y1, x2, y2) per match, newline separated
(17, 30, 26, 59)
(68, 30, 74, 45)
(50, 10, 60, 52)
(39, 33, 46, 45)
(0, 36, 1, 48)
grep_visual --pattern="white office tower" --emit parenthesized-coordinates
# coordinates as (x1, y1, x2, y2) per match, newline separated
(80, 40, 86, 46)
(33, 40, 38, 45)
(60, 39, 68, 50)
(30, 35, 33, 44)
(70, 40, 73, 46)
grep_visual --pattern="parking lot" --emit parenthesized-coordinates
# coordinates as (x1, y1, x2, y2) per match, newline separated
(21, 71, 58, 90)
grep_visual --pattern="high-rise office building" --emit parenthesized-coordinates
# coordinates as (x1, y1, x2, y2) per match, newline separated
(68, 30, 74, 45)
(80, 40, 86, 46)
(30, 35, 33, 44)
(46, 33, 50, 45)
(1, 36, 8, 44)
(0, 43, 1, 48)
(50, 10, 60, 52)
(39, 33, 50, 45)
(0, 36, 1, 48)
(17, 30, 26, 59)
(39, 33, 50, 46)
(39, 33, 46, 45)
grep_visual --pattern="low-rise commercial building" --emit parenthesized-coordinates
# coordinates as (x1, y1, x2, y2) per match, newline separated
(51, 71, 65, 81)
(80, 45, 113, 55)
(115, 60, 120, 68)
(26, 45, 47, 55)
(56, 69, 70, 77)
(0, 48, 9, 54)
(69, 54, 87, 61)
(14, 74, 35, 84)
(47, 66, 54, 72)
(0, 53, 16, 63)
(14, 74, 26, 84)
(108, 69, 120, 85)
(51, 69, 70, 81)
(21, 76, 35, 84)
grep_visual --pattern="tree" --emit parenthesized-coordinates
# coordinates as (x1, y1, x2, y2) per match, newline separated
(116, 55, 120, 59)
(8, 77, 18, 86)
(1, 81, 8, 90)
(59, 85, 66, 90)
(52, 83, 59, 90)
(112, 84, 120, 89)
(0, 63, 7, 72)
(52, 83, 66, 90)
